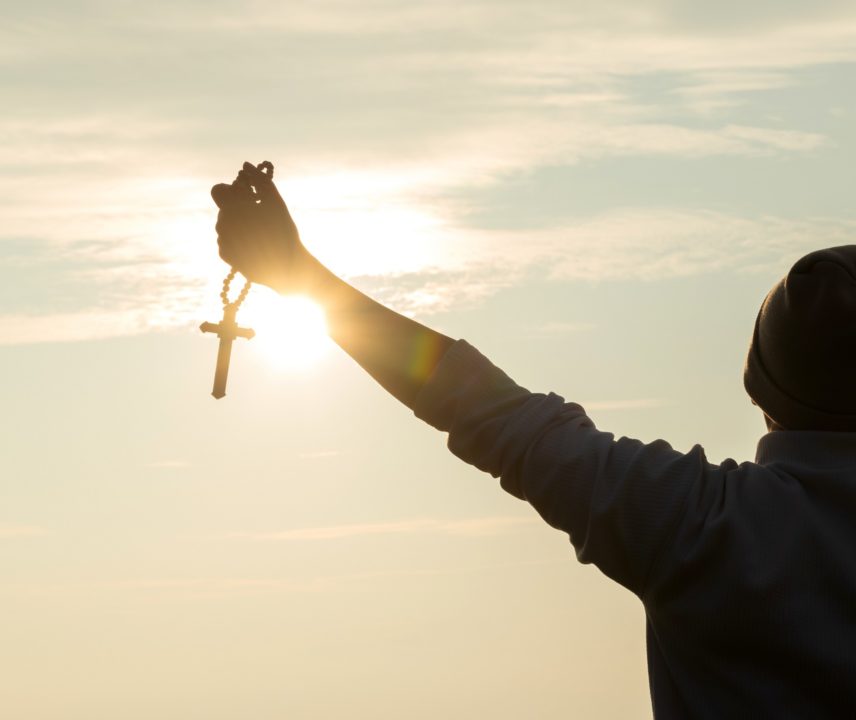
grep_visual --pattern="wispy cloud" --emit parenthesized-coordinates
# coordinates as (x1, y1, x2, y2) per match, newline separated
(526, 321, 597, 337)
(297, 450, 342, 460)
(121, 576, 336, 594)
(228, 516, 538, 542)
(358, 211, 854, 315)
(0, 524, 48, 539)
(582, 398, 670, 411)
(1, 557, 570, 600)
(0, 310, 150, 346)
(2, 198, 851, 344)
(669, 70, 795, 115)
(540, 211, 856, 282)
(3, 0, 855, 343)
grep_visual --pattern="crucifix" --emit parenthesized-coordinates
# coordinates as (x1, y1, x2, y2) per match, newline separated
(200, 269, 255, 399)
(202, 160, 275, 398)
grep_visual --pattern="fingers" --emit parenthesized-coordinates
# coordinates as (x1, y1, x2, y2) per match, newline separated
(215, 211, 249, 269)
(239, 161, 288, 209)
(215, 211, 234, 254)
(212, 162, 285, 211)
(211, 183, 233, 209)
(211, 181, 255, 209)
(215, 209, 271, 281)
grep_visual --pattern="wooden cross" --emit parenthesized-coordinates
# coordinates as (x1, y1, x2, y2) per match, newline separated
(200, 305, 255, 399)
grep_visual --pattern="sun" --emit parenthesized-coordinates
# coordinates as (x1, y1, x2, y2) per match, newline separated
(240, 289, 332, 370)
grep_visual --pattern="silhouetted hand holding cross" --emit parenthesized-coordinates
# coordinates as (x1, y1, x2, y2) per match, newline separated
(211, 161, 311, 293)
(209, 160, 453, 408)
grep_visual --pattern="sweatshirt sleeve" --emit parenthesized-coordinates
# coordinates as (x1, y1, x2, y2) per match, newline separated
(412, 339, 712, 596)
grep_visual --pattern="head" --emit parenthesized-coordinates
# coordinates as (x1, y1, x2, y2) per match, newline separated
(744, 245, 856, 432)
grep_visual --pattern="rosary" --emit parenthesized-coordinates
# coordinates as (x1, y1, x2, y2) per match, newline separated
(200, 161, 274, 398)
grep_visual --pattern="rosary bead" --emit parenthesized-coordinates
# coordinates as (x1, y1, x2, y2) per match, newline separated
(220, 268, 252, 312)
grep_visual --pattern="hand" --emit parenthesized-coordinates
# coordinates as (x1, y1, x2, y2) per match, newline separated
(211, 161, 312, 292)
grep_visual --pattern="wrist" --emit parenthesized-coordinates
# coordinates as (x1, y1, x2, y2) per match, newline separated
(271, 245, 326, 297)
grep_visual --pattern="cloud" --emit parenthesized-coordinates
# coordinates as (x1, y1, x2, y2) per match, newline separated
(0, 524, 48, 539)
(228, 515, 538, 542)
(2, 205, 849, 344)
(526, 321, 597, 337)
(297, 450, 342, 460)
(121, 576, 336, 594)
(467, 11, 856, 81)
(3, 1, 855, 344)
(441, 516, 542, 536)
(669, 71, 795, 115)
(0, 310, 150, 346)
(582, 398, 670, 411)
(356, 210, 855, 315)
(1, 555, 568, 599)
(539, 211, 856, 281)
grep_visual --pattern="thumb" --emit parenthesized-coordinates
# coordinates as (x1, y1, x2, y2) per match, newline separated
(210, 183, 233, 209)
(211, 181, 256, 209)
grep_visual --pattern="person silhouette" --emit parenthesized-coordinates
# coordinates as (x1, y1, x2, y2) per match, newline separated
(212, 162, 856, 719)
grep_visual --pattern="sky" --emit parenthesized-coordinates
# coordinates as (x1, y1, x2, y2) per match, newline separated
(2, 1, 856, 717)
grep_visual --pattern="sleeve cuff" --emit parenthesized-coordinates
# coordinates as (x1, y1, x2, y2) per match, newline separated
(412, 339, 517, 432)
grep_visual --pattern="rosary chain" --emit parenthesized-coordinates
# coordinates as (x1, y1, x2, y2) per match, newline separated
(220, 268, 252, 311)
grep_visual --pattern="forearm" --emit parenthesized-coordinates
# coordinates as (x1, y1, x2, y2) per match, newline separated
(300, 255, 455, 408)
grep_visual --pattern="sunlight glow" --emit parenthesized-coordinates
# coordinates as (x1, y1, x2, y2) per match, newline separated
(287, 170, 463, 278)
(241, 290, 331, 371)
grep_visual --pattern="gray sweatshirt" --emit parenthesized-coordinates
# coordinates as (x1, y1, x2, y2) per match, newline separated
(413, 340, 856, 719)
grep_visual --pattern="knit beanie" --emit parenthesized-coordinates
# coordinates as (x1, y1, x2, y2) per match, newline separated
(744, 245, 856, 431)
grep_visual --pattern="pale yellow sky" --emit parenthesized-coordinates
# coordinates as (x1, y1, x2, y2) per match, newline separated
(3, 1, 856, 718)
